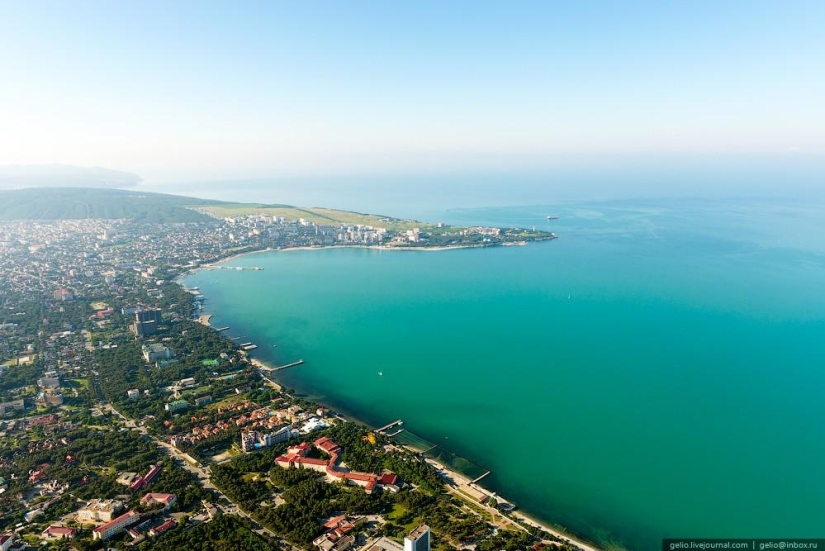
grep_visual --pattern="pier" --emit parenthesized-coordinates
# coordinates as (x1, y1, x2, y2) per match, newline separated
(472, 471, 491, 484)
(208, 265, 264, 271)
(216, 326, 230, 332)
(257, 360, 305, 372)
(274, 360, 304, 371)
(377, 419, 403, 433)
(386, 429, 405, 437)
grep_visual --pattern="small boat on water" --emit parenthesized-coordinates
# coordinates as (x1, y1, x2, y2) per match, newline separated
(378, 371, 383, 376)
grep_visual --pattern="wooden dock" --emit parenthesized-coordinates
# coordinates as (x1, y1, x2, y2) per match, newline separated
(386, 429, 405, 437)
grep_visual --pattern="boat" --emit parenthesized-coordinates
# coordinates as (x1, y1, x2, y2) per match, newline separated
(547, 215, 559, 220)
(378, 371, 383, 376)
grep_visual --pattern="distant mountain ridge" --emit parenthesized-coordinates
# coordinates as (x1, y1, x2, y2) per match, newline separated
(0, 164, 142, 189)
(0, 187, 218, 223)
(0, 187, 408, 228)
(0, 187, 434, 232)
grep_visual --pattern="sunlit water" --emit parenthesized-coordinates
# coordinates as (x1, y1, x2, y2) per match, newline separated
(184, 199, 825, 550)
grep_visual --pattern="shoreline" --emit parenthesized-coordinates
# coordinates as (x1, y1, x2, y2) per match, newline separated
(421, 453, 602, 551)
(216, 337, 603, 551)
(190, 241, 539, 275)
(177, 240, 602, 551)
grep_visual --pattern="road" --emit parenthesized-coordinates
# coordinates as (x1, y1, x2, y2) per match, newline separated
(104, 403, 281, 542)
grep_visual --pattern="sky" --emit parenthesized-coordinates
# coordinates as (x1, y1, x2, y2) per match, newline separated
(0, 1, 824, 194)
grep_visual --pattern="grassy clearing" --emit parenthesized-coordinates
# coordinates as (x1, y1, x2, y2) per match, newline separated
(200, 204, 431, 232)
(71, 378, 90, 389)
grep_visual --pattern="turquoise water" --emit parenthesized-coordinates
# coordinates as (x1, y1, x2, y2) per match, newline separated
(184, 199, 825, 550)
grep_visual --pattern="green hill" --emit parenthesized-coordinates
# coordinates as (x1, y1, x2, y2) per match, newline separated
(0, 188, 217, 223)
(0, 187, 423, 229)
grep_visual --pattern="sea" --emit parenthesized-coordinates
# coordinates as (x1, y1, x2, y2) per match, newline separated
(181, 197, 825, 550)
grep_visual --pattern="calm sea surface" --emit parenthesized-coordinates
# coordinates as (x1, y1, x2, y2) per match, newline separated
(183, 199, 825, 550)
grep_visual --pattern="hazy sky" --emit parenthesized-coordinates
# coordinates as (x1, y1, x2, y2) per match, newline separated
(1, 1, 823, 184)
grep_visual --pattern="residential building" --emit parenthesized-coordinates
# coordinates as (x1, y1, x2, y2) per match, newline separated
(404, 525, 430, 551)
(142, 343, 174, 362)
(41, 526, 76, 540)
(275, 437, 379, 493)
(132, 308, 162, 337)
(130, 464, 162, 491)
(0, 535, 15, 551)
(364, 537, 404, 551)
(149, 519, 176, 537)
(194, 395, 213, 407)
(116, 472, 138, 486)
(93, 510, 140, 540)
(241, 425, 293, 452)
(77, 499, 124, 523)
(37, 377, 60, 389)
(127, 389, 140, 400)
(53, 289, 73, 301)
(140, 493, 177, 511)
(0, 399, 24, 416)
(165, 400, 188, 412)
(38, 393, 64, 406)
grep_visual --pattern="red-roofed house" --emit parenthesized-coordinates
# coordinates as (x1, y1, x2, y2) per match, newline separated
(142, 464, 162, 486)
(274, 438, 378, 493)
(41, 525, 76, 540)
(93, 510, 140, 540)
(314, 436, 341, 455)
(140, 493, 177, 511)
(323, 515, 347, 530)
(0, 535, 14, 551)
(149, 519, 177, 537)
(378, 473, 398, 486)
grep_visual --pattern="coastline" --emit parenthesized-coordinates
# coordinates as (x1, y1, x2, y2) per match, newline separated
(422, 453, 603, 551)
(192, 241, 526, 274)
(209, 325, 603, 551)
(177, 239, 602, 551)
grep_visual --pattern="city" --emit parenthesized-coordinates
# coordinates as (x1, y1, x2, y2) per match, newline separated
(0, 205, 580, 551)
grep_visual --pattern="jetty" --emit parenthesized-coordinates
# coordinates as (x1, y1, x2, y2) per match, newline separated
(472, 471, 491, 484)
(216, 326, 230, 332)
(386, 429, 405, 437)
(208, 265, 264, 271)
(377, 419, 403, 433)
(274, 360, 303, 371)
(257, 360, 305, 372)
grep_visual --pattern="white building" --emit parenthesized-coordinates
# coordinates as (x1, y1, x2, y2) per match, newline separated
(404, 525, 430, 551)
(77, 499, 124, 523)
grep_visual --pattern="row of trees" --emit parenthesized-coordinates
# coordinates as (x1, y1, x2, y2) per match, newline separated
(141, 514, 280, 551)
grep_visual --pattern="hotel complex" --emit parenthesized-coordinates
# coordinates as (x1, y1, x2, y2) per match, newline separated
(404, 525, 431, 551)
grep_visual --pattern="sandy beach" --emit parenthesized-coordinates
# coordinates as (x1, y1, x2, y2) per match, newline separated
(200, 242, 496, 268)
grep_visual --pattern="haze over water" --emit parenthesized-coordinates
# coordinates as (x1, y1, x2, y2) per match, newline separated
(184, 198, 825, 550)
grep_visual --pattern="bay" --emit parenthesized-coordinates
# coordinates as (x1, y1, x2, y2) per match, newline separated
(183, 199, 825, 550)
